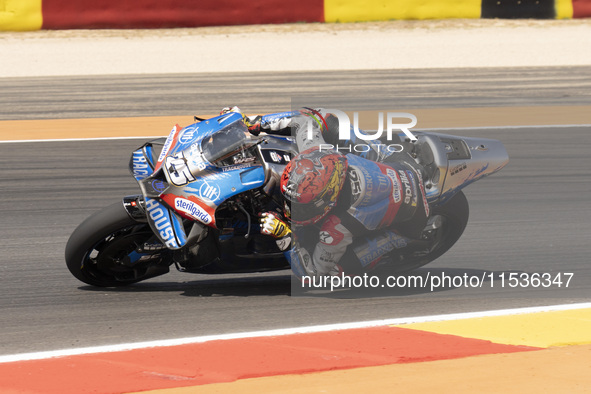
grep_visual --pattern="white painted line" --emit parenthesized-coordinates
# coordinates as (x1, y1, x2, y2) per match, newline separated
(1, 302, 590, 364)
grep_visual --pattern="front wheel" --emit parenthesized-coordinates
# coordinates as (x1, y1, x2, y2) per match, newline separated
(65, 201, 171, 287)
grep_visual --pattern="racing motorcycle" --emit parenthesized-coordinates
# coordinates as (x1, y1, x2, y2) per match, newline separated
(65, 112, 509, 287)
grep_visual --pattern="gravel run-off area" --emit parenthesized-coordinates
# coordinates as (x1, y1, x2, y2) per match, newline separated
(1, 19, 590, 77)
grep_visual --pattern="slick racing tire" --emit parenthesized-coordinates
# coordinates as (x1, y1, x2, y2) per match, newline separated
(65, 201, 170, 287)
(378, 190, 470, 274)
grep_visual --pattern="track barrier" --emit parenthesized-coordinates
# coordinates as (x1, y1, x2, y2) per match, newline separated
(1, 0, 590, 32)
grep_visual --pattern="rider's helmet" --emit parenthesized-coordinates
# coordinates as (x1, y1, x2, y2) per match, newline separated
(280, 147, 348, 226)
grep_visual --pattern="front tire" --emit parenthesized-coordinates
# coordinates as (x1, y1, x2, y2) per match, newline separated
(65, 202, 170, 287)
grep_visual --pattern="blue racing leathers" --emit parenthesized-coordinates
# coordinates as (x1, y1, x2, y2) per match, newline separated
(249, 108, 430, 278)
(287, 153, 429, 278)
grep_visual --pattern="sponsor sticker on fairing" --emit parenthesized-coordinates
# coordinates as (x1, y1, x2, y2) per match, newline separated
(198, 180, 221, 202)
(145, 198, 179, 249)
(151, 179, 168, 194)
(165, 152, 196, 186)
(174, 198, 212, 224)
(222, 163, 251, 172)
(157, 125, 181, 164)
(132, 151, 150, 180)
(178, 127, 197, 144)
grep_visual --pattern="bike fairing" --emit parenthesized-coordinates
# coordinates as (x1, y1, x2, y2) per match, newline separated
(65, 107, 508, 287)
(130, 112, 267, 249)
(131, 108, 427, 273)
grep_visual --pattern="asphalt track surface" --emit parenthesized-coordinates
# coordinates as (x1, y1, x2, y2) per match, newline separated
(1, 66, 591, 120)
(0, 66, 590, 356)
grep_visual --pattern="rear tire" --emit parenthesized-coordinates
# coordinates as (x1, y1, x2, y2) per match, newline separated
(378, 191, 470, 274)
(65, 202, 170, 287)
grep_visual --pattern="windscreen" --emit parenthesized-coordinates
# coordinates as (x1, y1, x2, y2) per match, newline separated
(200, 121, 258, 167)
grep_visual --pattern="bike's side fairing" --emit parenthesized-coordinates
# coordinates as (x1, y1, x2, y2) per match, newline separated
(128, 113, 267, 250)
(144, 197, 187, 249)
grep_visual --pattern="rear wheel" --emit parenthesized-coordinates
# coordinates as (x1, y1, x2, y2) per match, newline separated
(377, 191, 470, 274)
(65, 202, 171, 287)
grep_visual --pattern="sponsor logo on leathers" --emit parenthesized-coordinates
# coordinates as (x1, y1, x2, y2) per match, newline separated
(405, 170, 419, 207)
(386, 168, 402, 204)
(398, 170, 413, 205)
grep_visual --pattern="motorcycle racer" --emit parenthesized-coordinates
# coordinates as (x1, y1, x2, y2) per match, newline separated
(221, 106, 430, 279)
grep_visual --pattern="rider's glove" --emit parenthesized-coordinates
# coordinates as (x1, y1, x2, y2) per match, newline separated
(220, 106, 262, 136)
(244, 115, 262, 136)
(259, 212, 292, 251)
(220, 106, 242, 116)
